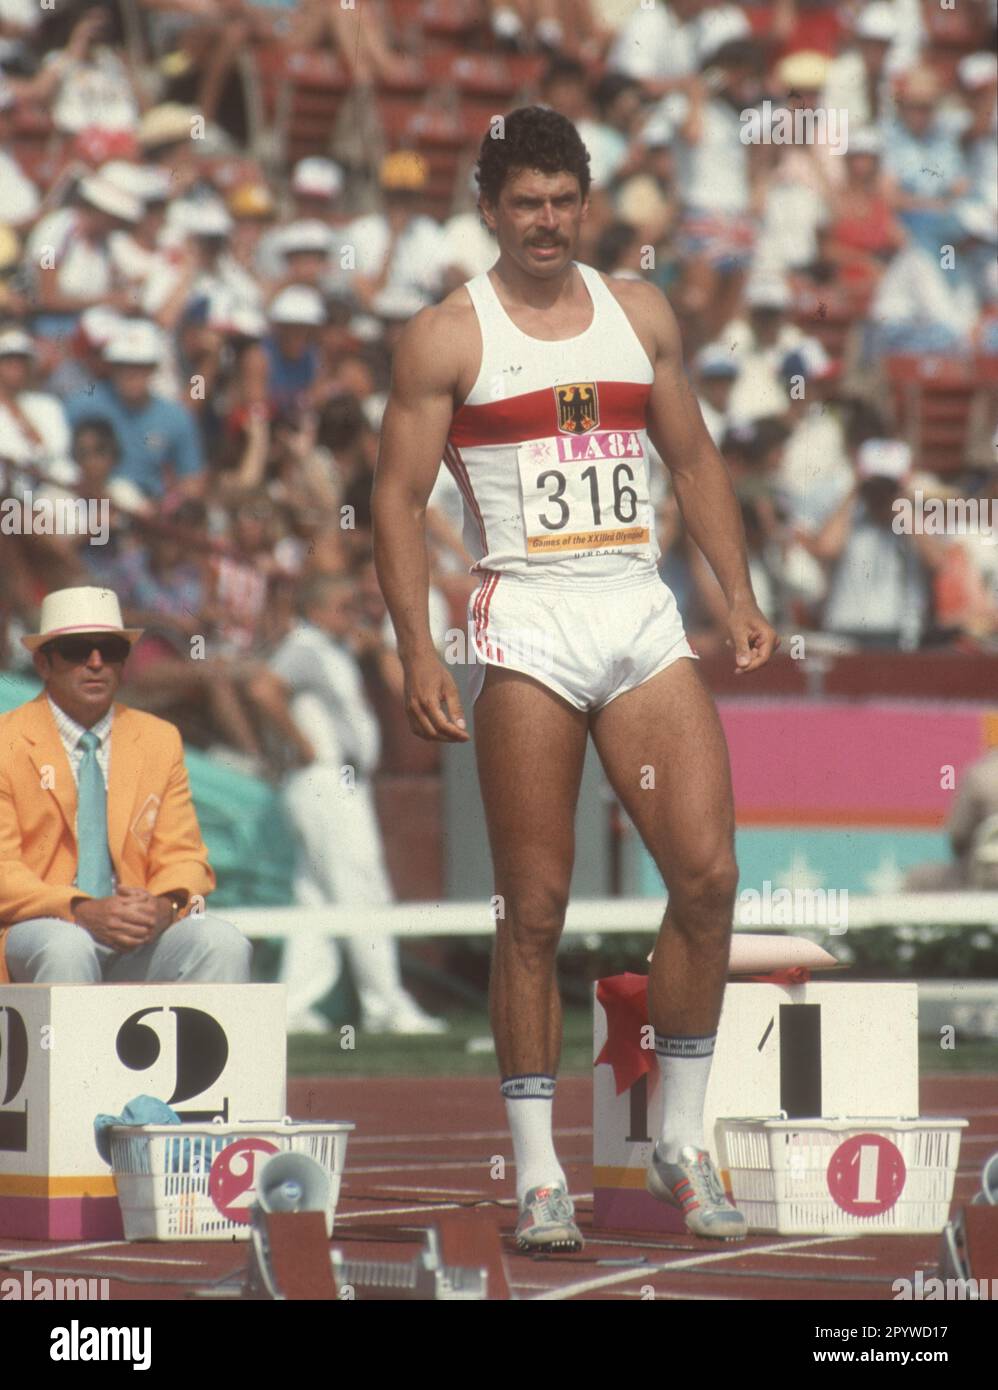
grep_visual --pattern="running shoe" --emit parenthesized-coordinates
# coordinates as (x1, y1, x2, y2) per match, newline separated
(646, 1143, 748, 1240)
(515, 1184, 584, 1253)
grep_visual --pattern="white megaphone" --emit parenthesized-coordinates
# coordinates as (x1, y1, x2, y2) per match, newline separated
(255, 1152, 331, 1216)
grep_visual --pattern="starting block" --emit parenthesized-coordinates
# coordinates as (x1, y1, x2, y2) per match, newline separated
(0, 984, 286, 1239)
(593, 977, 919, 1234)
(241, 1206, 513, 1301)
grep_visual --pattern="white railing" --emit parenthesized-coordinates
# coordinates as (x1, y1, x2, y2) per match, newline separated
(224, 893, 998, 940)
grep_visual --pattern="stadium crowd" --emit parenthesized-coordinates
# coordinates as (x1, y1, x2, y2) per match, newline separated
(1, 0, 998, 779)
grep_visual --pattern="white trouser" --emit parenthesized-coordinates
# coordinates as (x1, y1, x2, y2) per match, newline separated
(280, 766, 404, 1020)
(5, 914, 251, 983)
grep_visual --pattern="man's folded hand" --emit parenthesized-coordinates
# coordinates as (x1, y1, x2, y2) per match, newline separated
(74, 887, 170, 951)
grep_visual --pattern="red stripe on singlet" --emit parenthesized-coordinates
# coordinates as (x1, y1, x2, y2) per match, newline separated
(443, 442, 488, 555)
(473, 570, 503, 664)
(448, 380, 652, 448)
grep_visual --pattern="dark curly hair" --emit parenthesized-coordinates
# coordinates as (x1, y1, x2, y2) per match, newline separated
(475, 105, 592, 211)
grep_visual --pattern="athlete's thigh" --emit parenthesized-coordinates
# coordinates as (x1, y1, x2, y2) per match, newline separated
(474, 666, 589, 892)
(589, 656, 735, 886)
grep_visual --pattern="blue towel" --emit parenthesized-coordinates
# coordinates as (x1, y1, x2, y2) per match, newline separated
(94, 1095, 182, 1164)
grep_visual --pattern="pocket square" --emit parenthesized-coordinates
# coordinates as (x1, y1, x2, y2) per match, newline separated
(130, 793, 161, 847)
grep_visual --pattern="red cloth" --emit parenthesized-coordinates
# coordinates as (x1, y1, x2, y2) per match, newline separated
(594, 974, 655, 1097)
(743, 966, 812, 985)
(595, 966, 813, 1095)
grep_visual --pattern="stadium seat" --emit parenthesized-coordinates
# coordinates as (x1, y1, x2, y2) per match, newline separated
(886, 355, 980, 475)
(419, 0, 483, 46)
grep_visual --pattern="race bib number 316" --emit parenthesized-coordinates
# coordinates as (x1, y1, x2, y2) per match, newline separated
(517, 432, 653, 560)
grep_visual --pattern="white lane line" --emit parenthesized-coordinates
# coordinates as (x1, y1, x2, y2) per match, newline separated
(368, 1184, 494, 1198)
(344, 1161, 486, 1175)
(753, 1248, 878, 1262)
(580, 1234, 875, 1262)
(74, 1253, 207, 1267)
(612, 1287, 738, 1301)
(530, 1234, 850, 1301)
(512, 1279, 737, 1301)
(335, 1202, 467, 1220)
(0, 1240, 125, 1267)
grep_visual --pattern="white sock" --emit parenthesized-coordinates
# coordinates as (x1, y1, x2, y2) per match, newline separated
(655, 1033, 716, 1163)
(501, 1075, 567, 1204)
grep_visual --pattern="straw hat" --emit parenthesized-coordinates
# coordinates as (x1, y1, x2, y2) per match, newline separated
(22, 587, 143, 653)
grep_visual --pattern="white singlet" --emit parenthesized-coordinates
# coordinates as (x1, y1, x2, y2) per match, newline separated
(445, 261, 696, 710)
(446, 260, 660, 584)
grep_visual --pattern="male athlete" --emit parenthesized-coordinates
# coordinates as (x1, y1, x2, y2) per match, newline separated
(372, 106, 778, 1251)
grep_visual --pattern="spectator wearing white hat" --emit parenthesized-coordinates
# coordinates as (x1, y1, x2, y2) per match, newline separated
(272, 220, 336, 291)
(692, 343, 738, 448)
(725, 276, 819, 423)
(0, 584, 251, 986)
(262, 285, 326, 415)
(806, 439, 943, 650)
(870, 200, 998, 357)
(65, 322, 204, 501)
(100, 161, 176, 304)
(821, 1, 910, 131)
(24, 174, 141, 337)
(143, 200, 263, 332)
(0, 327, 74, 500)
(883, 65, 970, 255)
(955, 52, 998, 216)
(256, 157, 348, 282)
(346, 152, 450, 311)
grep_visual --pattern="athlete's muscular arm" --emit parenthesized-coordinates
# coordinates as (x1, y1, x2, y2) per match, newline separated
(625, 281, 779, 674)
(371, 307, 471, 741)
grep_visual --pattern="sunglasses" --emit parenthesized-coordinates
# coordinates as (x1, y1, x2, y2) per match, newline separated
(44, 636, 131, 664)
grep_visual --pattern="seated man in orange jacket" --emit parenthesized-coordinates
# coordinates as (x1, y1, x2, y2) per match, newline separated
(0, 586, 251, 984)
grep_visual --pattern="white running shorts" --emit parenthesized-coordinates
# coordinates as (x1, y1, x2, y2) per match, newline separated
(466, 569, 697, 712)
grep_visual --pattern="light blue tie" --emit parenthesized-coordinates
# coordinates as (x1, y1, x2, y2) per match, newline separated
(76, 730, 114, 898)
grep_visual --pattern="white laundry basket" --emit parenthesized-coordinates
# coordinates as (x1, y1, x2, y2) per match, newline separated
(109, 1117, 354, 1241)
(719, 1116, 968, 1235)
